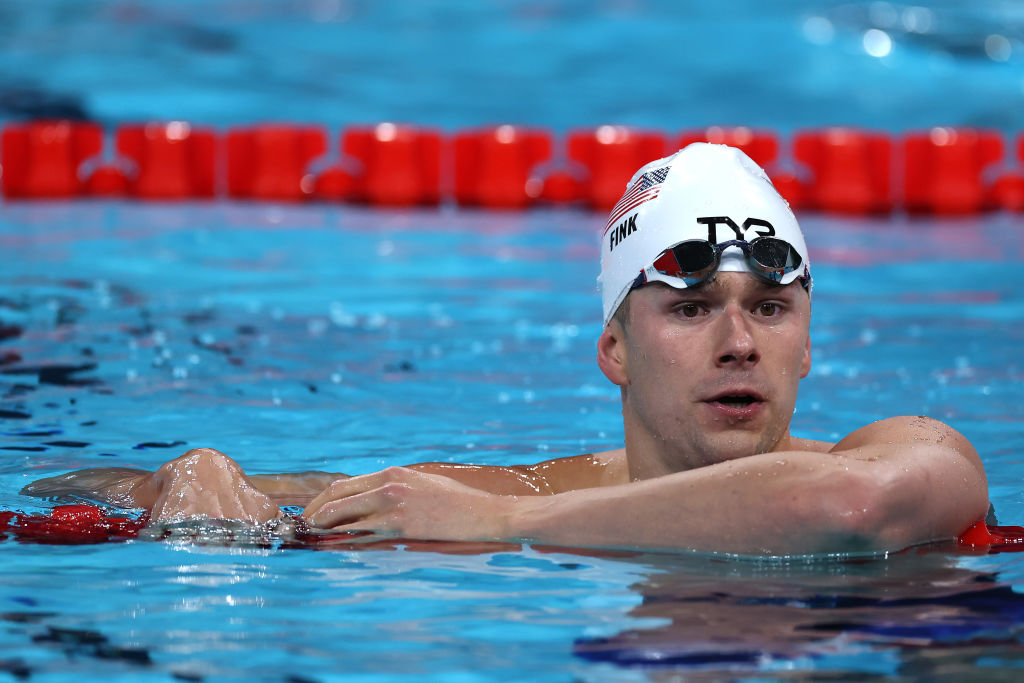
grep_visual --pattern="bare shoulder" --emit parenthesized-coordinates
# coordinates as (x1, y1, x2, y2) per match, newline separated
(833, 415, 979, 454)
(828, 415, 985, 481)
(593, 447, 629, 483)
(521, 447, 629, 491)
(590, 447, 628, 469)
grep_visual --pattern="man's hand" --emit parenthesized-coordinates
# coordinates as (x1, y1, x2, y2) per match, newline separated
(302, 467, 515, 541)
(149, 448, 283, 524)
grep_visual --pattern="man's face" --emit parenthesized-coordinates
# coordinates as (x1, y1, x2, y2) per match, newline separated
(601, 272, 812, 473)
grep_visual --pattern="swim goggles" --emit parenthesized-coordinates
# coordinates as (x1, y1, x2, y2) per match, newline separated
(631, 237, 811, 292)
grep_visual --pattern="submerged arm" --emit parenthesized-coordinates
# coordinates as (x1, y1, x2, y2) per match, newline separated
(21, 463, 345, 509)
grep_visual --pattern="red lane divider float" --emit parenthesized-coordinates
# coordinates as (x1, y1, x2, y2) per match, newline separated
(1, 121, 104, 198)
(227, 124, 328, 201)
(344, 123, 442, 206)
(454, 125, 552, 209)
(957, 521, 1024, 553)
(794, 128, 893, 214)
(3, 504, 1024, 554)
(118, 122, 217, 199)
(3, 120, 1024, 214)
(0, 504, 147, 544)
(905, 127, 1004, 214)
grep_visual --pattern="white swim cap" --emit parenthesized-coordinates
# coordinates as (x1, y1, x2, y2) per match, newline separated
(598, 143, 811, 326)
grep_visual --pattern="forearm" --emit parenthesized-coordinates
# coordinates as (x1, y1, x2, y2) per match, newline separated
(301, 455, 865, 553)
(21, 467, 160, 509)
(405, 462, 553, 495)
(23, 467, 347, 510)
(506, 446, 986, 555)
(508, 459, 845, 554)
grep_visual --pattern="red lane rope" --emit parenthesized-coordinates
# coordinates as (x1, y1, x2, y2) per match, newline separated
(3, 503, 1024, 553)
(0, 504, 148, 545)
(2, 121, 1023, 215)
(956, 520, 1024, 553)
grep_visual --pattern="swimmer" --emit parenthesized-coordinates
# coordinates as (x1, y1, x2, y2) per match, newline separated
(23, 143, 989, 555)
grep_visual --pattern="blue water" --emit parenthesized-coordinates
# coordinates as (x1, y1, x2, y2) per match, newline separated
(1, 204, 1023, 681)
(2, 1, 1024, 132)
(3, 1, 1024, 681)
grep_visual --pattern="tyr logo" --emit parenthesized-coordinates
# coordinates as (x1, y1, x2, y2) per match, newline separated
(696, 216, 775, 243)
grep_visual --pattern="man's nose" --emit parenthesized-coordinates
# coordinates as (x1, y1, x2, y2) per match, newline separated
(714, 305, 760, 368)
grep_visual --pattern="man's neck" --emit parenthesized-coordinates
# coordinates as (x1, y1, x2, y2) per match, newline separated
(621, 410, 800, 481)
(622, 413, 700, 481)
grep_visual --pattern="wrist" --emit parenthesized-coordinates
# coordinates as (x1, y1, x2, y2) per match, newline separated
(498, 494, 550, 543)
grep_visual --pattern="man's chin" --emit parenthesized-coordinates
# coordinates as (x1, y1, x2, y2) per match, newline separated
(698, 430, 783, 466)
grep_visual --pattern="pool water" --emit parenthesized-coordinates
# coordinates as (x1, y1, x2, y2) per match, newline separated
(3, 1, 1023, 133)
(1, 203, 1023, 681)
(4, 0, 1024, 680)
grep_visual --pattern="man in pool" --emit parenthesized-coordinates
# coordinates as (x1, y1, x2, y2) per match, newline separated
(23, 143, 989, 555)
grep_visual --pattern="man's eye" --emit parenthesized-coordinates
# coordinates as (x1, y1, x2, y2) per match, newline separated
(679, 304, 702, 318)
(758, 303, 779, 317)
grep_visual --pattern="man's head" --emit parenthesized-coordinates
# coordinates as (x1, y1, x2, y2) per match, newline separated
(599, 143, 811, 327)
(596, 144, 814, 477)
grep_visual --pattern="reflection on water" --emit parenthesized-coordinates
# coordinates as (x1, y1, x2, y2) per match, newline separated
(576, 548, 1024, 676)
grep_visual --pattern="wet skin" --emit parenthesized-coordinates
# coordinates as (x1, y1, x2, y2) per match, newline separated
(597, 273, 816, 478)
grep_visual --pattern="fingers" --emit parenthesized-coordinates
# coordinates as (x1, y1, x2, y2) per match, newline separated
(300, 467, 515, 543)
(306, 483, 408, 531)
(304, 467, 413, 519)
(303, 467, 422, 531)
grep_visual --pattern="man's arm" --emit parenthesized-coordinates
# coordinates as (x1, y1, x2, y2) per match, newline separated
(20, 464, 346, 509)
(20, 448, 627, 512)
(303, 416, 989, 555)
(404, 452, 627, 495)
(249, 452, 626, 500)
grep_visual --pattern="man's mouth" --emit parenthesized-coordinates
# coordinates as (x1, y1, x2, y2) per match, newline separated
(703, 390, 766, 418)
(714, 394, 758, 408)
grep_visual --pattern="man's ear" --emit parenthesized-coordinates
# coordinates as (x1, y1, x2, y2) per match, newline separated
(597, 321, 629, 386)
(799, 332, 812, 379)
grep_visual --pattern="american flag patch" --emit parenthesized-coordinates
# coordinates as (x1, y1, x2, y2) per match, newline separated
(604, 165, 671, 234)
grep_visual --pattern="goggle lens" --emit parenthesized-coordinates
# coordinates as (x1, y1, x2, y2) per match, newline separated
(749, 238, 801, 275)
(652, 238, 804, 287)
